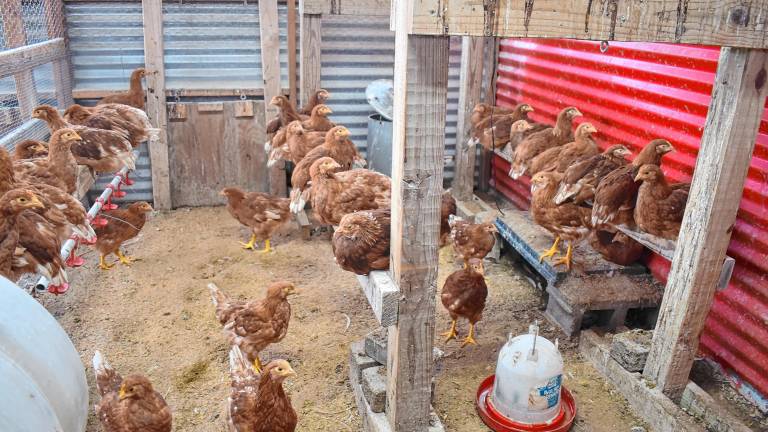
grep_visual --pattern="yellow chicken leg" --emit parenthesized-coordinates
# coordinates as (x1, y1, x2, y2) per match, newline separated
(256, 238, 272, 253)
(253, 356, 263, 373)
(441, 319, 458, 342)
(240, 233, 257, 250)
(553, 242, 573, 270)
(98, 254, 115, 270)
(116, 250, 135, 265)
(461, 323, 478, 348)
(538, 236, 561, 262)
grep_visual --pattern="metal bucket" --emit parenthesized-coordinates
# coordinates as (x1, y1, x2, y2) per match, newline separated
(0, 277, 88, 432)
(367, 113, 393, 177)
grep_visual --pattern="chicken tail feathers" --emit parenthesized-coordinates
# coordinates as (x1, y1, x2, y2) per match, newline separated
(267, 147, 284, 168)
(289, 188, 307, 214)
(448, 214, 463, 229)
(93, 350, 123, 397)
(554, 183, 578, 205)
(228, 345, 256, 382)
(72, 223, 98, 243)
(208, 283, 231, 324)
(508, 163, 526, 179)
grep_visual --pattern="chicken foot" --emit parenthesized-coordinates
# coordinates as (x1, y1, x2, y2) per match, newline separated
(461, 323, 478, 348)
(441, 319, 458, 342)
(240, 233, 258, 250)
(538, 236, 561, 262)
(116, 250, 136, 265)
(98, 255, 115, 270)
(256, 238, 272, 253)
(552, 242, 573, 270)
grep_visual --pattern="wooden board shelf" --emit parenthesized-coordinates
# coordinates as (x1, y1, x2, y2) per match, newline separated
(356, 271, 400, 327)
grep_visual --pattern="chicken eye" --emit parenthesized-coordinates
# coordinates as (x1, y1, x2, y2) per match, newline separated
(19, 198, 27, 202)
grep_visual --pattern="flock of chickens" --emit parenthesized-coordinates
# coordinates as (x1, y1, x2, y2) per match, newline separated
(473, 102, 690, 268)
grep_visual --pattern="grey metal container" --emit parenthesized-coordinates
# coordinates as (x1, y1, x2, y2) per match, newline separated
(367, 113, 393, 177)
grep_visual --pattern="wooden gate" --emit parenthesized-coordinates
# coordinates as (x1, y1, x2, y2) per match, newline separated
(167, 100, 268, 207)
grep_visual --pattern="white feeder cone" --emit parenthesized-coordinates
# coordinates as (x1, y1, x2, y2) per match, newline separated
(491, 323, 564, 425)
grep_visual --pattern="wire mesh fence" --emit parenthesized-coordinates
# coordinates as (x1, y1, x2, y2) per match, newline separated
(0, 0, 67, 148)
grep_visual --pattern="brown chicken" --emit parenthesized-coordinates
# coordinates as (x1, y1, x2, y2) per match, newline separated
(441, 258, 487, 347)
(221, 187, 292, 253)
(65, 103, 154, 148)
(449, 216, 498, 266)
(0, 189, 48, 280)
(332, 208, 390, 275)
(209, 281, 297, 372)
(266, 96, 307, 135)
(592, 139, 674, 227)
(589, 229, 646, 266)
(93, 202, 153, 270)
(531, 171, 592, 270)
(13, 139, 48, 160)
(301, 104, 335, 132)
(92, 350, 172, 432)
(14, 129, 81, 193)
(554, 144, 631, 205)
(266, 121, 326, 168)
(289, 126, 364, 212)
(440, 191, 457, 247)
(529, 122, 599, 175)
(509, 107, 582, 179)
(97, 67, 147, 110)
(227, 346, 297, 432)
(470, 103, 514, 139)
(308, 158, 391, 225)
(505, 120, 536, 154)
(32, 105, 136, 173)
(299, 89, 330, 116)
(477, 103, 536, 151)
(634, 164, 690, 240)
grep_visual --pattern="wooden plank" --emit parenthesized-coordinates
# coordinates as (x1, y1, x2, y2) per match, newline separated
(387, 0, 449, 428)
(142, 0, 172, 210)
(2, 0, 38, 120)
(0, 39, 67, 80)
(409, 1, 768, 49)
(478, 37, 500, 192)
(644, 47, 768, 401)
(197, 102, 224, 112)
(452, 36, 484, 201)
(72, 88, 290, 100)
(234, 100, 255, 118)
(299, 10, 322, 106)
(287, 0, 298, 104)
(302, 0, 391, 16)
(355, 272, 400, 327)
(259, 0, 287, 197)
(44, 0, 74, 108)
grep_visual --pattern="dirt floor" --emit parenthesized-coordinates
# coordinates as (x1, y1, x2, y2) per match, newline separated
(41, 206, 650, 432)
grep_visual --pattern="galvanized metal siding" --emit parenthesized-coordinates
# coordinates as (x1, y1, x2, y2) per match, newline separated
(492, 38, 768, 400)
(319, 16, 460, 181)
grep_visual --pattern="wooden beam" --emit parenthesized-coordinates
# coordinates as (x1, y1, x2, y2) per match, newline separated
(302, 0, 391, 16)
(142, 0, 172, 210)
(643, 47, 768, 401)
(387, 0, 449, 429)
(0, 39, 67, 80)
(2, 1, 39, 120)
(355, 272, 400, 327)
(299, 6, 322, 106)
(478, 37, 500, 192)
(452, 36, 484, 201)
(259, 0, 287, 197)
(44, 0, 74, 108)
(287, 0, 298, 104)
(72, 87, 292, 100)
(409, 1, 768, 49)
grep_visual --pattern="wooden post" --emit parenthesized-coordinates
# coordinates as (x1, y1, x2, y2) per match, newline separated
(2, 1, 38, 121)
(643, 47, 768, 401)
(287, 0, 298, 104)
(44, 0, 74, 108)
(452, 36, 484, 201)
(387, 0, 449, 430)
(259, 0, 287, 196)
(299, 2, 322, 106)
(142, 0, 172, 210)
(477, 37, 499, 192)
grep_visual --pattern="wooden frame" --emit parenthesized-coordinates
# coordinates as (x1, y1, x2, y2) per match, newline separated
(2, 1, 40, 121)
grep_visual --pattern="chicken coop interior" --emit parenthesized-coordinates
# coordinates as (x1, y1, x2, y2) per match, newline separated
(1, 0, 767, 431)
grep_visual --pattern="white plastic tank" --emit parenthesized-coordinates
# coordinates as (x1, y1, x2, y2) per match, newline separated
(0, 277, 88, 432)
(491, 322, 564, 425)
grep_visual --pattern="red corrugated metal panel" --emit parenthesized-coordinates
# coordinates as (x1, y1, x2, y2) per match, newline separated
(492, 38, 768, 399)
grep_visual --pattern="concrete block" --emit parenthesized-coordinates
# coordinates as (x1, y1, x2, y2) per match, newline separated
(610, 329, 652, 372)
(362, 366, 387, 413)
(350, 340, 380, 382)
(364, 328, 388, 365)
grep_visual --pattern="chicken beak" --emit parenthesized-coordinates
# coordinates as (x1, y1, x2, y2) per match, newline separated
(269, 97, 280, 106)
(31, 111, 40, 119)
(118, 385, 127, 400)
(525, 106, 534, 113)
(634, 173, 643, 182)
(29, 196, 45, 209)
(662, 143, 675, 153)
(285, 366, 297, 378)
(572, 109, 583, 117)
(71, 132, 82, 141)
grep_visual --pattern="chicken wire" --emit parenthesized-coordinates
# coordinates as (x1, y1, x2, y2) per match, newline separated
(0, 0, 65, 148)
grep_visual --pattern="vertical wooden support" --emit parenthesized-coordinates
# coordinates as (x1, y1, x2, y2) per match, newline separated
(287, 0, 298, 103)
(142, 0, 172, 210)
(44, 0, 74, 108)
(477, 37, 500, 192)
(299, 2, 322, 106)
(259, 0, 287, 196)
(2, 1, 38, 120)
(452, 36, 484, 201)
(387, 1, 449, 430)
(643, 48, 768, 401)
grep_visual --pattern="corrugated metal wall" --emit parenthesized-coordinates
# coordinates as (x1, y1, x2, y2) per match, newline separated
(319, 15, 461, 181)
(491, 38, 768, 400)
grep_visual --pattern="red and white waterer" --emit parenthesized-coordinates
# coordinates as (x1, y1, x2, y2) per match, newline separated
(476, 322, 577, 432)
